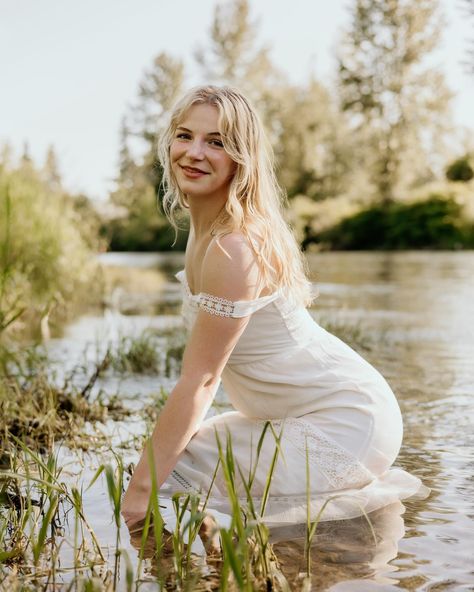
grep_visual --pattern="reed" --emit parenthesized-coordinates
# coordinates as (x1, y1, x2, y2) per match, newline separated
(211, 423, 290, 591)
(1, 435, 106, 582)
(104, 456, 124, 589)
(0, 418, 362, 591)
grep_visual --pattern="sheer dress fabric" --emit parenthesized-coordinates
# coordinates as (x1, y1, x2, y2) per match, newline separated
(158, 269, 427, 525)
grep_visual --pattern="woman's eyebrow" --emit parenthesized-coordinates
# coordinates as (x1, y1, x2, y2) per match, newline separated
(176, 126, 221, 136)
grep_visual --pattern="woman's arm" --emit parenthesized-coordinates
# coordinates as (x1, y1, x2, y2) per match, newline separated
(121, 233, 262, 526)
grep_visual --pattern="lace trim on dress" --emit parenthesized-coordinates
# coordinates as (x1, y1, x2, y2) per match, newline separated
(175, 269, 281, 320)
(170, 469, 200, 493)
(260, 417, 374, 490)
(198, 293, 236, 317)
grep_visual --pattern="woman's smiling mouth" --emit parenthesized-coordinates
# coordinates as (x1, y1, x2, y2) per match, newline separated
(180, 165, 210, 177)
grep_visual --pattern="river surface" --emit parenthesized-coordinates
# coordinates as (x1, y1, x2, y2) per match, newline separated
(48, 251, 474, 591)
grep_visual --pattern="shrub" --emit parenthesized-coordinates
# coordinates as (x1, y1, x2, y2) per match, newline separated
(317, 194, 474, 250)
(0, 163, 100, 337)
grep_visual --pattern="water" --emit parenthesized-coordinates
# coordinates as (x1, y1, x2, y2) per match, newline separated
(306, 252, 474, 590)
(51, 251, 474, 590)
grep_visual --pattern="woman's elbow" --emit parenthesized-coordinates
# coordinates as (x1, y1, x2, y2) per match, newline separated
(178, 370, 221, 393)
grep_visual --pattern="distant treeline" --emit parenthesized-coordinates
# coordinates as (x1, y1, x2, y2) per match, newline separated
(103, 0, 474, 252)
(306, 194, 474, 251)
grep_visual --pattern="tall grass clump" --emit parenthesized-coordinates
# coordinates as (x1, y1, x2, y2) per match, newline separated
(0, 344, 128, 451)
(0, 155, 102, 339)
(207, 423, 290, 591)
(0, 437, 106, 585)
(108, 327, 187, 376)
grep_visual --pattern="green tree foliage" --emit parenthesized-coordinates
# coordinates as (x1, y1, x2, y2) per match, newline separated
(337, 0, 453, 203)
(445, 155, 474, 182)
(317, 195, 474, 249)
(107, 0, 355, 252)
(193, 0, 353, 202)
(108, 54, 188, 251)
(107, 0, 466, 252)
(274, 80, 354, 201)
(0, 150, 100, 337)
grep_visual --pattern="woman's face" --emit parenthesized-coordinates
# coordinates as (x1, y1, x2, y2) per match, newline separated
(170, 103, 236, 200)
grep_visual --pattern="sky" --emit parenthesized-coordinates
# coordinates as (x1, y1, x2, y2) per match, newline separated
(1, 0, 473, 201)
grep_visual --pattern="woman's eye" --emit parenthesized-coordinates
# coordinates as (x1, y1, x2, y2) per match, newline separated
(176, 133, 191, 140)
(210, 139, 224, 147)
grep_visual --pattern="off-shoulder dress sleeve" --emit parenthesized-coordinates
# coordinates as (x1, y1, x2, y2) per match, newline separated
(174, 269, 280, 319)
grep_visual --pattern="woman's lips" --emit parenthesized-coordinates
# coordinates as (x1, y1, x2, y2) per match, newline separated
(180, 165, 209, 178)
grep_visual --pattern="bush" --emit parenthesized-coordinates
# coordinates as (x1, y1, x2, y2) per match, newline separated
(0, 163, 101, 337)
(317, 195, 474, 250)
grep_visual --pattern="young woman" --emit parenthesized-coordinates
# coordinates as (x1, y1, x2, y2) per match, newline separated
(121, 85, 426, 531)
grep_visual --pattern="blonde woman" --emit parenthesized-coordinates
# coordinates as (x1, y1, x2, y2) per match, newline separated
(121, 85, 425, 533)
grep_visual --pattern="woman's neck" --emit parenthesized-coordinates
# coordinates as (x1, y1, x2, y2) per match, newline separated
(188, 195, 227, 240)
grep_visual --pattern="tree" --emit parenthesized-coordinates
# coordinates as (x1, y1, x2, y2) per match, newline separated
(273, 79, 353, 201)
(194, 0, 278, 103)
(337, 0, 453, 203)
(0, 153, 100, 336)
(131, 53, 184, 147)
(445, 155, 474, 182)
(195, 0, 352, 201)
(107, 0, 354, 251)
(128, 52, 185, 196)
(43, 145, 62, 191)
(108, 53, 187, 251)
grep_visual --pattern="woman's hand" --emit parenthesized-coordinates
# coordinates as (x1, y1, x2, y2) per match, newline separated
(120, 233, 260, 530)
(121, 479, 151, 530)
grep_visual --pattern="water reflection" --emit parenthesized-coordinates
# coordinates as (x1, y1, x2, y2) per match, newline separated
(271, 502, 406, 589)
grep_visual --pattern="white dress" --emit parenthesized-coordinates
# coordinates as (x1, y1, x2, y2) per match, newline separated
(159, 269, 427, 526)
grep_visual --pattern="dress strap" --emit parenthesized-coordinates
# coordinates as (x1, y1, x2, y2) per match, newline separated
(175, 269, 280, 318)
(197, 291, 280, 318)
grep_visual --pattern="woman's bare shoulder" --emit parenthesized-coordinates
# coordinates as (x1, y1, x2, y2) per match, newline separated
(208, 230, 256, 261)
(201, 232, 261, 300)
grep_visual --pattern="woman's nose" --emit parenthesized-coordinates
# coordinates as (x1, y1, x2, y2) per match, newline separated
(186, 139, 205, 159)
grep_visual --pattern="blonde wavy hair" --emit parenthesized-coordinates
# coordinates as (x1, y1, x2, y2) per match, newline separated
(158, 85, 314, 307)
